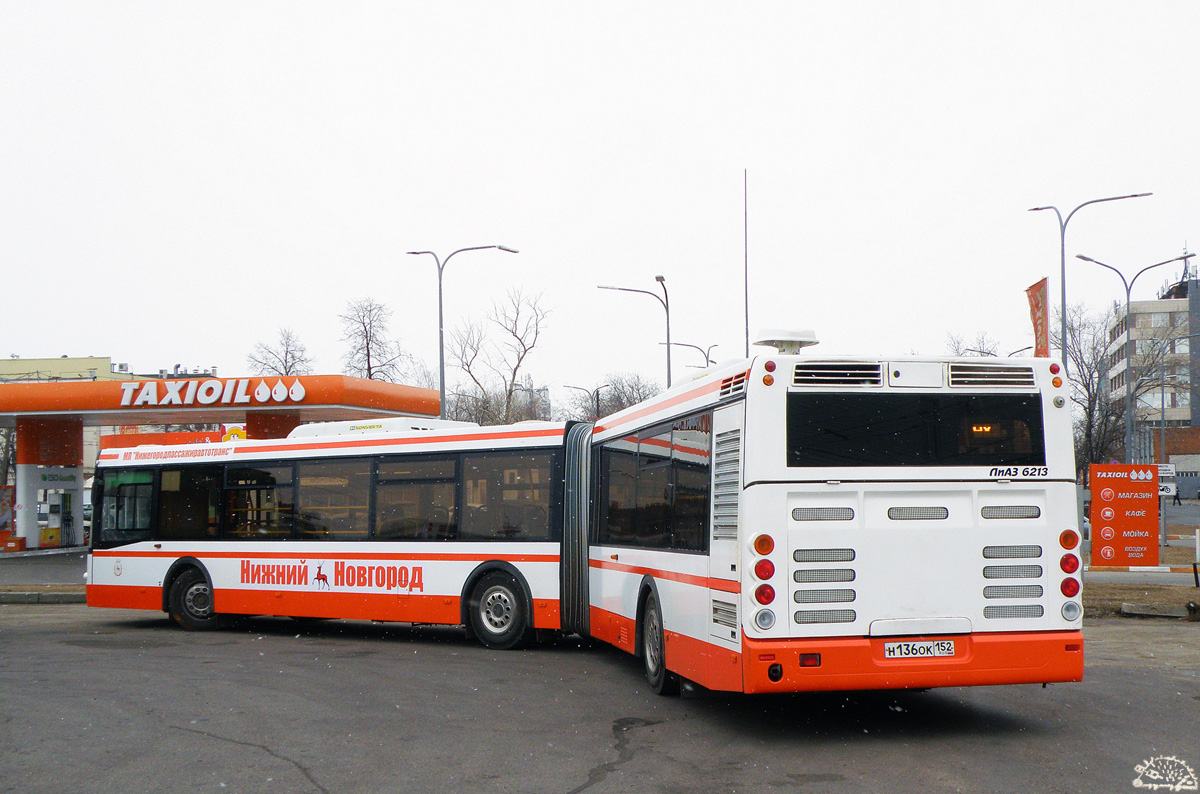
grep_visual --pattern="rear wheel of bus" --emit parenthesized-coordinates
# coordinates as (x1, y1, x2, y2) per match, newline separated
(641, 591, 679, 696)
(467, 571, 533, 650)
(168, 568, 220, 631)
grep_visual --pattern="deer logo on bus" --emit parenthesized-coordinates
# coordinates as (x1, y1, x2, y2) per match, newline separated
(313, 563, 330, 590)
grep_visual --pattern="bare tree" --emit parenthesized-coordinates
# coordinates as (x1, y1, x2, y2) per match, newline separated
(1056, 304, 1124, 473)
(946, 331, 1001, 357)
(340, 298, 411, 382)
(247, 328, 314, 376)
(448, 290, 549, 425)
(560, 372, 663, 421)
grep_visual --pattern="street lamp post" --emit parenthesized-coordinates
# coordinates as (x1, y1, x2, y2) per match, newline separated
(407, 245, 519, 419)
(598, 276, 672, 388)
(1075, 252, 1194, 462)
(661, 342, 717, 368)
(564, 384, 609, 420)
(1029, 193, 1152, 375)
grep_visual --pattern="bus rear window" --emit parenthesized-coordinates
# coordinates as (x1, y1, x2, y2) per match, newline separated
(786, 393, 1046, 467)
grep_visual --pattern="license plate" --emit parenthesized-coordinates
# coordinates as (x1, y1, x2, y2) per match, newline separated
(883, 640, 956, 659)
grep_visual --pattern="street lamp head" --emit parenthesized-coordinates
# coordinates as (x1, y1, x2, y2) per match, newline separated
(496, 246, 519, 254)
(1028, 206, 1053, 212)
(1075, 254, 1099, 264)
(655, 275, 665, 283)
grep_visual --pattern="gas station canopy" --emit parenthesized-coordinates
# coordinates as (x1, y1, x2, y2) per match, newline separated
(0, 374, 440, 428)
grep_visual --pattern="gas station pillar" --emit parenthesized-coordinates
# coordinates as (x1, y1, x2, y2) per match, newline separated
(246, 411, 301, 440)
(14, 416, 84, 549)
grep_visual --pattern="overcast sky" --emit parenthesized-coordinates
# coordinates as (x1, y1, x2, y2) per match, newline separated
(3, 3, 1200, 409)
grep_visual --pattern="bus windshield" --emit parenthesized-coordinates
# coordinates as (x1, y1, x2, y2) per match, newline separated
(786, 392, 1046, 468)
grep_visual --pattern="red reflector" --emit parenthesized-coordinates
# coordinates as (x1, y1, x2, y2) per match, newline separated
(1060, 553, 1080, 574)
(755, 584, 776, 605)
(1061, 577, 1080, 597)
(1066, 644, 1082, 652)
(758, 653, 776, 662)
(764, 360, 776, 373)
(754, 559, 776, 580)
(799, 653, 821, 667)
(1050, 363, 1060, 375)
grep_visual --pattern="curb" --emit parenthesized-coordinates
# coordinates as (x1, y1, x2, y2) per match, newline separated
(1085, 565, 1196, 573)
(0, 592, 86, 604)
(1119, 602, 1191, 619)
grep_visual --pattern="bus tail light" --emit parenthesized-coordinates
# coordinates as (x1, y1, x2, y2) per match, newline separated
(754, 559, 775, 580)
(799, 653, 821, 667)
(755, 584, 776, 605)
(753, 534, 775, 555)
(1059, 529, 1079, 550)
(1060, 578, 1080, 598)
(1060, 553, 1080, 574)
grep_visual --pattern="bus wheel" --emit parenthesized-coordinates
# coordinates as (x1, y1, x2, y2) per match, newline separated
(468, 572, 532, 650)
(641, 592, 679, 696)
(168, 569, 220, 631)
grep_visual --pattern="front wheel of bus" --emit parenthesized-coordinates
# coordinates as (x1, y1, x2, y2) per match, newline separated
(642, 592, 679, 696)
(468, 572, 532, 650)
(168, 569, 220, 631)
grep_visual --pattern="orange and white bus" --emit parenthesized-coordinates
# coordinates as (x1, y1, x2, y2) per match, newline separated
(88, 340, 1084, 694)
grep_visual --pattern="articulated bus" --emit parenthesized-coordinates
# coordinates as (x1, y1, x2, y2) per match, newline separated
(88, 343, 1084, 694)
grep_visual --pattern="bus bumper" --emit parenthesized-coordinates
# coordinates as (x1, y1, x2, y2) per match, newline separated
(741, 630, 1084, 694)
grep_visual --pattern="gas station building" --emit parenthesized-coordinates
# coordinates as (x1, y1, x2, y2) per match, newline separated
(0, 364, 439, 550)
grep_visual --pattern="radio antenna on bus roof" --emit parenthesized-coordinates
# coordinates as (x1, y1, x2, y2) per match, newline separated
(752, 329, 819, 354)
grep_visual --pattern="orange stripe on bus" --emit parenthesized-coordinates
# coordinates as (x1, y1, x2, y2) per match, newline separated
(91, 550, 561, 563)
(233, 427, 564, 456)
(593, 377, 729, 434)
(589, 557, 740, 593)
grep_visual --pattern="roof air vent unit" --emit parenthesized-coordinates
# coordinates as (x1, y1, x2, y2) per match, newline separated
(753, 328, 819, 354)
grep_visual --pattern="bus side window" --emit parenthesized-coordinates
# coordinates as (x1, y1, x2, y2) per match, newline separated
(97, 469, 155, 546)
(225, 464, 294, 540)
(296, 459, 371, 541)
(460, 452, 554, 541)
(157, 466, 223, 541)
(374, 457, 458, 541)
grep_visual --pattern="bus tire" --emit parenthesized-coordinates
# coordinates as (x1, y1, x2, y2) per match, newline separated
(641, 592, 679, 696)
(468, 571, 532, 650)
(168, 568, 220, 631)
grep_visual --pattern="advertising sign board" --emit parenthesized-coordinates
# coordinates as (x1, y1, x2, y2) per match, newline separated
(1089, 464, 1159, 566)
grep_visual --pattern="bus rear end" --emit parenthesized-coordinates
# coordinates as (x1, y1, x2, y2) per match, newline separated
(737, 358, 1083, 693)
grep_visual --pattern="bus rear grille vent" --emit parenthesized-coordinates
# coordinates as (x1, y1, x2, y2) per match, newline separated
(981, 505, 1041, 519)
(983, 564, 1043, 579)
(794, 548, 856, 563)
(712, 429, 742, 541)
(794, 588, 856, 604)
(983, 545, 1042, 559)
(712, 599, 738, 629)
(983, 585, 1043, 599)
(792, 507, 855, 522)
(887, 506, 949, 520)
(983, 605, 1044, 619)
(794, 609, 857, 624)
(720, 371, 750, 398)
(949, 363, 1036, 388)
(793, 362, 883, 387)
(794, 568, 856, 583)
